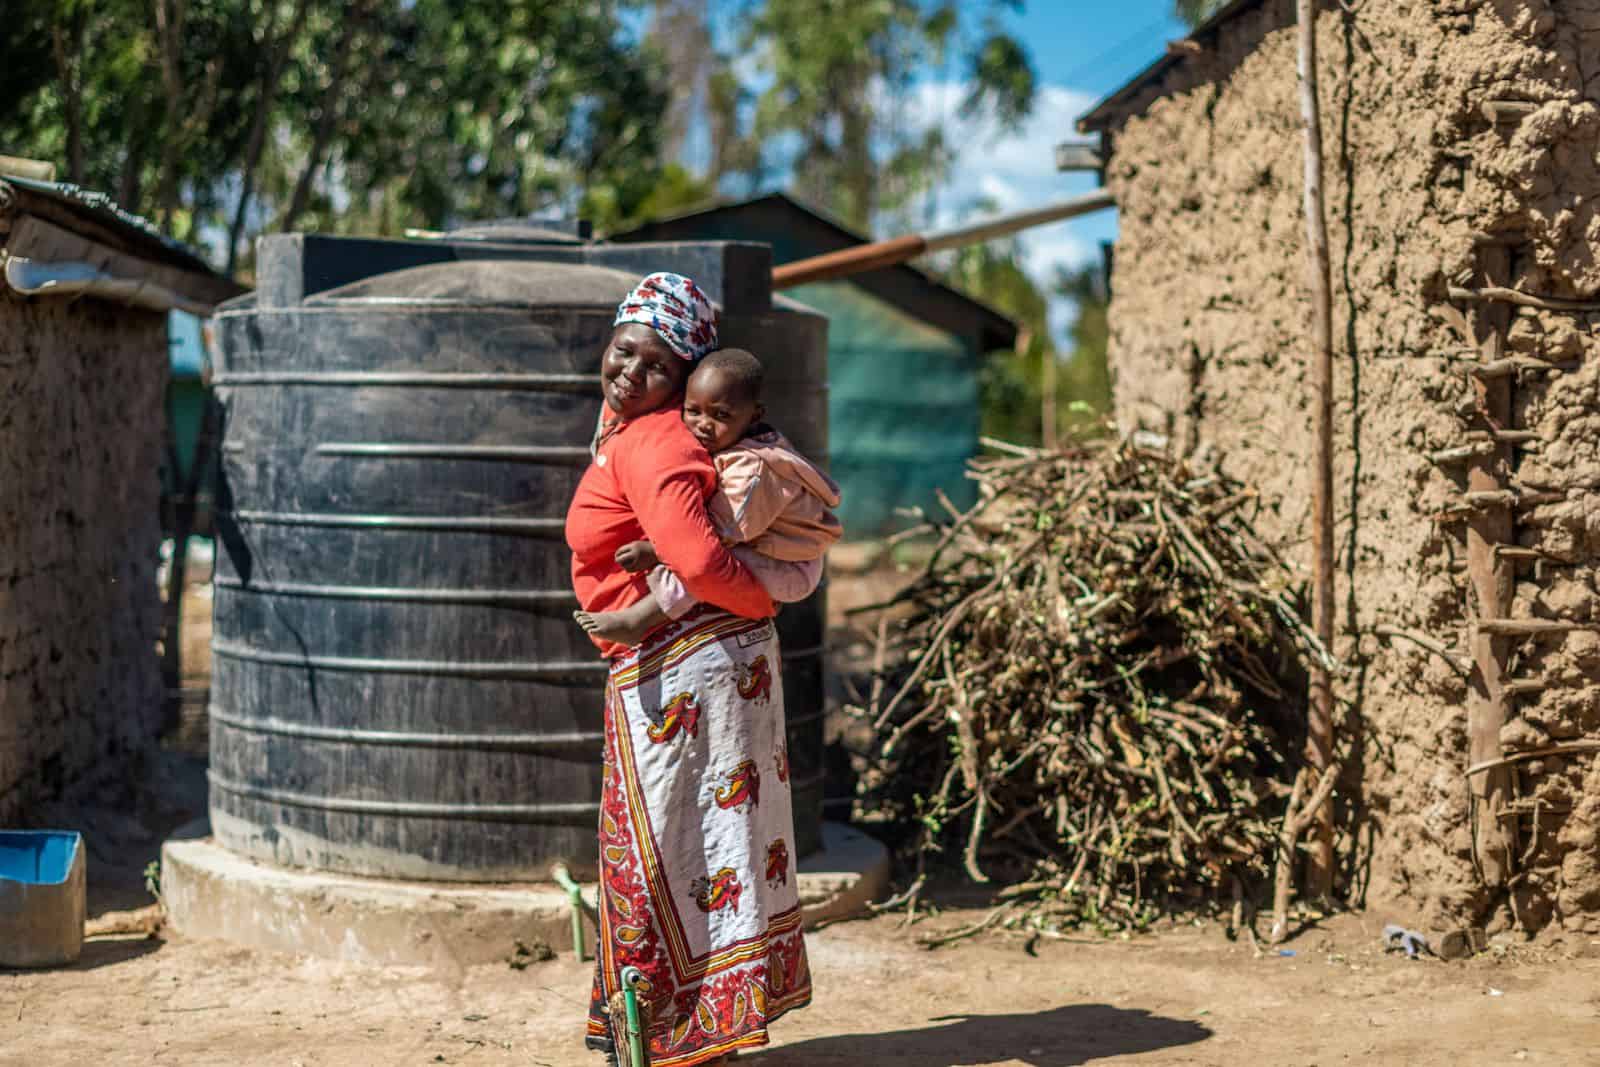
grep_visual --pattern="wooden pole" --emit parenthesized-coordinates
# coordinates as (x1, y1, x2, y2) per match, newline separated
(770, 190, 1115, 290)
(1297, 0, 1336, 898)
(1465, 243, 1516, 887)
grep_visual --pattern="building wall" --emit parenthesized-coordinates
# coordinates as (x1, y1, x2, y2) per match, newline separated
(1102, 0, 1600, 933)
(0, 292, 166, 821)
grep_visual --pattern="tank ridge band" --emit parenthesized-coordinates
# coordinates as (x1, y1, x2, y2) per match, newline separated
(208, 708, 603, 751)
(213, 371, 600, 391)
(224, 510, 566, 535)
(208, 772, 601, 822)
(213, 577, 580, 606)
(315, 442, 592, 466)
(211, 639, 607, 681)
(787, 770, 827, 791)
(783, 709, 827, 729)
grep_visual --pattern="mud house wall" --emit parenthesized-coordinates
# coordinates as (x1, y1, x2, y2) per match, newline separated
(0, 292, 166, 822)
(1100, 0, 1600, 935)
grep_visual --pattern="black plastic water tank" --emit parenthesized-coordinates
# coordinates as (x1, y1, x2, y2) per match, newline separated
(208, 233, 827, 880)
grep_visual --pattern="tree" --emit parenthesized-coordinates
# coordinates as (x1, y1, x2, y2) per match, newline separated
(1175, 0, 1230, 29)
(940, 235, 1110, 448)
(1055, 262, 1111, 436)
(0, 0, 676, 271)
(223, 0, 314, 271)
(0, 0, 244, 242)
(734, 0, 1036, 231)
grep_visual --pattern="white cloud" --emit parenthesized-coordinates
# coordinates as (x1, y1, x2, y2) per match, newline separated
(899, 81, 1112, 345)
(712, 71, 1115, 347)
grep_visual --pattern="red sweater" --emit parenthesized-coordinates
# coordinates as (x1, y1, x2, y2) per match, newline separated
(566, 406, 775, 658)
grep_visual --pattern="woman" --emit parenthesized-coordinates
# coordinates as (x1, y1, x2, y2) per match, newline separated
(565, 272, 812, 1067)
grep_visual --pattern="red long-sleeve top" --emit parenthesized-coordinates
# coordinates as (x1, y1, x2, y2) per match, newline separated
(566, 406, 775, 659)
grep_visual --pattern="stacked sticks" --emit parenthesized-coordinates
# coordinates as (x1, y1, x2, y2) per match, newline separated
(851, 438, 1337, 933)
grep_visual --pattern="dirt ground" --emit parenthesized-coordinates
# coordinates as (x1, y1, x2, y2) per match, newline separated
(13, 560, 1596, 1065)
(5, 902, 1600, 1066)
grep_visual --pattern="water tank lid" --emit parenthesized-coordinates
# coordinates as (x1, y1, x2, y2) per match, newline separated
(304, 260, 642, 307)
(444, 219, 588, 244)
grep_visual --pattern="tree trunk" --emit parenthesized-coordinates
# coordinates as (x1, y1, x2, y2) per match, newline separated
(119, 119, 148, 211)
(153, 0, 189, 233)
(650, 0, 710, 165)
(51, 17, 85, 184)
(283, 0, 368, 232)
(840, 92, 874, 229)
(161, 389, 222, 735)
(227, 0, 313, 272)
(1296, 0, 1337, 899)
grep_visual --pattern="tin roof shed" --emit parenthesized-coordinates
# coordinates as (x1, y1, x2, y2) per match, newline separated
(0, 171, 240, 823)
(612, 193, 1019, 537)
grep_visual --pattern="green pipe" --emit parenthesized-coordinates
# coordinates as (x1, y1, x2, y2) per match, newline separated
(620, 965, 648, 1066)
(551, 863, 588, 963)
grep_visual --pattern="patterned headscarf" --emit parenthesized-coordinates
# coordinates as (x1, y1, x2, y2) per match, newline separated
(613, 271, 719, 362)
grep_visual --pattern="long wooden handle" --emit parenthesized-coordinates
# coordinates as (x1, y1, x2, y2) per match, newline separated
(772, 234, 927, 289)
(770, 190, 1115, 290)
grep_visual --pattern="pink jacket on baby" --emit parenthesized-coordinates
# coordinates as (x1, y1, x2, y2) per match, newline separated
(708, 427, 842, 561)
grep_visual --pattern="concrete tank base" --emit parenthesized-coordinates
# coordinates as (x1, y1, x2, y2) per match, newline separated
(162, 822, 888, 968)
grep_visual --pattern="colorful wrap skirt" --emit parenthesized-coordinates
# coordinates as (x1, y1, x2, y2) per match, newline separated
(586, 608, 812, 1065)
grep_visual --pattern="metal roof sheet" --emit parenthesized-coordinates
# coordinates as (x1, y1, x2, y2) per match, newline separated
(0, 174, 243, 311)
(1076, 0, 1270, 134)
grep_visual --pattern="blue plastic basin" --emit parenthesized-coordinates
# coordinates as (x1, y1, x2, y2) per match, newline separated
(0, 829, 86, 967)
(0, 830, 81, 884)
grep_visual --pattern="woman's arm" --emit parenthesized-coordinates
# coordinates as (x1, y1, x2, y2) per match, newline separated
(620, 431, 775, 619)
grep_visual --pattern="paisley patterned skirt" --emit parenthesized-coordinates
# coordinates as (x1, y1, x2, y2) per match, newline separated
(585, 608, 812, 1066)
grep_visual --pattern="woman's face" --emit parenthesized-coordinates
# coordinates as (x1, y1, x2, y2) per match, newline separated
(601, 324, 689, 419)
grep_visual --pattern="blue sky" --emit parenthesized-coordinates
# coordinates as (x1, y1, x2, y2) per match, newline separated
(673, 2, 1191, 342)
(924, 2, 1190, 340)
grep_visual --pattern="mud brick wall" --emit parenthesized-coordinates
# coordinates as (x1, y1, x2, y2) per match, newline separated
(0, 291, 166, 822)
(1099, 0, 1600, 935)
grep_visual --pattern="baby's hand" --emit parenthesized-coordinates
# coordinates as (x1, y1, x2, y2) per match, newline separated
(614, 540, 659, 572)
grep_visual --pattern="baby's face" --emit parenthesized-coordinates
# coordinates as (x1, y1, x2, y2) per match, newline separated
(682, 366, 761, 453)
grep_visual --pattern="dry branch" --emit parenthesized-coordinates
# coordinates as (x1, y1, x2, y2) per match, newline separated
(852, 437, 1333, 933)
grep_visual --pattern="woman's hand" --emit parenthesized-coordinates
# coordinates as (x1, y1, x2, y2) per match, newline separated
(614, 540, 660, 572)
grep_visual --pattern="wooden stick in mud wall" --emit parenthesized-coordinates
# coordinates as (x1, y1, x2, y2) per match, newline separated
(1465, 243, 1517, 887)
(1296, 0, 1336, 899)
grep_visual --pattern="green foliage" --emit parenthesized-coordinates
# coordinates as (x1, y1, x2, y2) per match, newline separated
(1175, 0, 1230, 29)
(736, 0, 1035, 230)
(0, 0, 676, 271)
(1, 0, 1054, 334)
(941, 236, 1110, 447)
(1055, 260, 1112, 434)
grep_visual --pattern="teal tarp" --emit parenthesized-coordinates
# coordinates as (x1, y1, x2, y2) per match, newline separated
(166, 311, 208, 480)
(784, 281, 979, 535)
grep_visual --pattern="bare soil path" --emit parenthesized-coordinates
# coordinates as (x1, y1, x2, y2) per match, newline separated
(4, 909, 1598, 1066)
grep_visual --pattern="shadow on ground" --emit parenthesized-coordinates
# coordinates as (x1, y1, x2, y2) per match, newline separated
(758, 1004, 1211, 1065)
(1, 935, 162, 976)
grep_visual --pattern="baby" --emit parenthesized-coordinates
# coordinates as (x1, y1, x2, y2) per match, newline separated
(575, 347, 841, 646)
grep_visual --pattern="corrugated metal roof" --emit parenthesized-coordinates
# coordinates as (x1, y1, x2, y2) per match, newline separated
(0, 174, 243, 311)
(0, 175, 220, 275)
(1076, 0, 1271, 133)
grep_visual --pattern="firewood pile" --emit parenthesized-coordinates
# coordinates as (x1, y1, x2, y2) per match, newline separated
(849, 437, 1338, 937)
